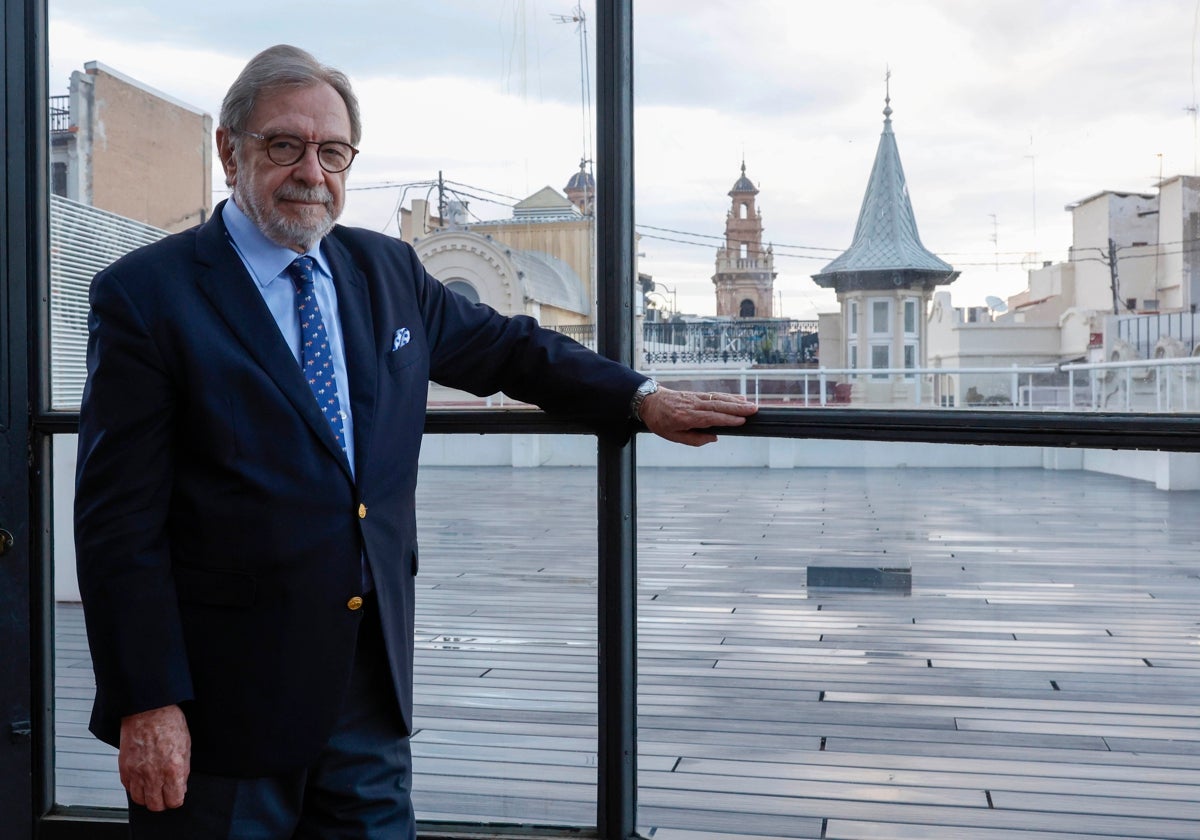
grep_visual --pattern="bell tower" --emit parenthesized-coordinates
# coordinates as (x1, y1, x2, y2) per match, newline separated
(713, 161, 775, 317)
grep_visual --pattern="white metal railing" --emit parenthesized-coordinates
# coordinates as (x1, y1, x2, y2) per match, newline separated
(639, 359, 1200, 413)
(640, 364, 1062, 409)
(1060, 356, 1200, 413)
(430, 359, 1200, 413)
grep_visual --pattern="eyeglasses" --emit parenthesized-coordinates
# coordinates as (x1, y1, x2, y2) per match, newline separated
(233, 128, 359, 173)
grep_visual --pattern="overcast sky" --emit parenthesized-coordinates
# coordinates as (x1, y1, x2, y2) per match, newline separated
(47, 0, 1200, 318)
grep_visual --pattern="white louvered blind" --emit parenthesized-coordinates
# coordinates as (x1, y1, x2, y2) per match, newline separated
(50, 195, 167, 409)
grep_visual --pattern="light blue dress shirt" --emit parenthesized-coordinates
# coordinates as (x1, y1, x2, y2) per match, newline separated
(221, 200, 356, 478)
(222, 200, 375, 591)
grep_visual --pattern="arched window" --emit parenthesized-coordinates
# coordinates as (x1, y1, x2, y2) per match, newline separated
(445, 279, 480, 305)
(739, 202, 748, 219)
(739, 299, 756, 318)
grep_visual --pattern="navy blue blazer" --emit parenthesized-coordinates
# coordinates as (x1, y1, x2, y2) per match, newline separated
(74, 202, 644, 776)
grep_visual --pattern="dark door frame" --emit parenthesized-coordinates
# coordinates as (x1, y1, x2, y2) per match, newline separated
(2, 1, 44, 838)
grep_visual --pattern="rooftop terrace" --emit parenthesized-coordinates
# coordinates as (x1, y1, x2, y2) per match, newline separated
(56, 465, 1200, 838)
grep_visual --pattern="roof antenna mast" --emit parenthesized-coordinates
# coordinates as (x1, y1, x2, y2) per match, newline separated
(553, 5, 593, 209)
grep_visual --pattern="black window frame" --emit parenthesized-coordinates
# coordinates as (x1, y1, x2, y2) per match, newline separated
(6, 1, 1200, 839)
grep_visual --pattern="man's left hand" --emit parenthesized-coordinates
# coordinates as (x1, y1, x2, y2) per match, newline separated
(638, 386, 757, 447)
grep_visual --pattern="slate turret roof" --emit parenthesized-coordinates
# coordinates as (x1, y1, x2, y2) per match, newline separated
(812, 95, 958, 292)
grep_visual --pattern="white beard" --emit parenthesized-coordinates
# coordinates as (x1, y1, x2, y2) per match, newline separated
(234, 164, 339, 251)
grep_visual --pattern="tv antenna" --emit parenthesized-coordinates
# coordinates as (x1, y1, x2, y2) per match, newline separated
(1190, 0, 1200, 174)
(989, 213, 998, 271)
(1186, 104, 1198, 176)
(1025, 136, 1038, 263)
(553, 5, 593, 202)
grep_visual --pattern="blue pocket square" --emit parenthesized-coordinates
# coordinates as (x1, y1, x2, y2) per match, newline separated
(392, 327, 411, 351)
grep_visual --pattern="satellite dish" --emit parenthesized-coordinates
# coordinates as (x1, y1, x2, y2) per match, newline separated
(985, 295, 1009, 314)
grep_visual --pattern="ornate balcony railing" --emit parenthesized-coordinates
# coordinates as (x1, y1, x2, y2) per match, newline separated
(714, 254, 773, 273)
(643, 318, 817, 366)
(49, 95, 70, 133)
(547, 318, 819, 366)
(547, 323, 595, 347)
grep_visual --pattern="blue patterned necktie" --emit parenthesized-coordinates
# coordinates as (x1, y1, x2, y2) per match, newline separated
(286, 256, 347, 451)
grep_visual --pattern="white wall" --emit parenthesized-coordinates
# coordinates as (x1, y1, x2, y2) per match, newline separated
(51, 432, 1200, 603)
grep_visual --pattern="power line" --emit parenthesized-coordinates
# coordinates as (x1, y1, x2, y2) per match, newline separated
(441, 179, 521, 204)
(362, 178, 1200, 268)
(346, 180, 436, 193)
(637, 223, 841, 254)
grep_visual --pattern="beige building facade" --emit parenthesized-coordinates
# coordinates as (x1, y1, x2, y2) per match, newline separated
(50, 62, 212, 233)
(400, 184, 594, 326)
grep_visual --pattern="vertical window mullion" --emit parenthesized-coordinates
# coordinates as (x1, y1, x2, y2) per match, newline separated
(595, 2, 637, 839)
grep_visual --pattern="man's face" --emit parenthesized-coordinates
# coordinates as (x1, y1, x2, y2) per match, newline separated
(217, 82, 352, 253)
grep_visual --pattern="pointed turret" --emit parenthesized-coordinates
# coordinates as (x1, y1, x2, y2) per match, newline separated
(812, 93, 958, 292)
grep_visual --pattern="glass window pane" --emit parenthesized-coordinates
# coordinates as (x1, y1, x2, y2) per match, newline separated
(636, 449, 1200, 836)
(411, 455, 599, 825)
(49, 2, 600, 827)
(632, 0, 1200, 415)
(48, 2, 596, 413)
(904, 299, 918, 335)
(872, 300, 891, 335)
(55, 434, 599, 824)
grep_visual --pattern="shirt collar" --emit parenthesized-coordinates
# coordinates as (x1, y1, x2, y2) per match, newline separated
(222, 198, 332, 287)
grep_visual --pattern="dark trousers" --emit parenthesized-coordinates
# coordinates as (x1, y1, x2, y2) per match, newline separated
(129, 596, 415, 839)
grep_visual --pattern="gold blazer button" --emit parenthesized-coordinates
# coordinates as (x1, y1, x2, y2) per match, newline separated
(358, 503, 367, 519)
(347, 596, 364, 611)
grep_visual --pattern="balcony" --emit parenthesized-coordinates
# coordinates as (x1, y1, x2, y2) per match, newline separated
(49, 94, 71, 133)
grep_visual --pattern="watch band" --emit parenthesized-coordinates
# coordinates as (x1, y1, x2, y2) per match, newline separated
(630, 378, 659, 422)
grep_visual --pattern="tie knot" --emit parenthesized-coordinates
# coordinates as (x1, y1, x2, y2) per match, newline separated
(287, 256, 317, 292)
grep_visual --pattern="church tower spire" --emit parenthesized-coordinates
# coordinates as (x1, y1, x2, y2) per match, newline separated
(713, 161, 776, 318)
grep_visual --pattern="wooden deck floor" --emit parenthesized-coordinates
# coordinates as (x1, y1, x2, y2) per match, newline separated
(56, 466, 1200, 838)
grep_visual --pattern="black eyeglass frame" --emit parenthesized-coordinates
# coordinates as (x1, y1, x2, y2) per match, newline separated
(232, 127, 359, 173)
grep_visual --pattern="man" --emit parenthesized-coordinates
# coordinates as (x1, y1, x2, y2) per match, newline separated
(75, 44, 755, 838)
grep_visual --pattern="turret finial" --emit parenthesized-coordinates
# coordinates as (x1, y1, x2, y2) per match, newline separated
(883, 66, 893, 121)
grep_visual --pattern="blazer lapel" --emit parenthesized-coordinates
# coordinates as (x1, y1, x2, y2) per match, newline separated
(324, 233, 377, 482)
(192, 208, 353, 477)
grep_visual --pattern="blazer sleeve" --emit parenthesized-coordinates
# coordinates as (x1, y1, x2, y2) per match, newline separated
(74, 266, 193, 740)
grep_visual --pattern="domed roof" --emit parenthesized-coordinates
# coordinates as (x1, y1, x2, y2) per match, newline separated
(565, 158, 594, 192)
(730, 160, 757, 194)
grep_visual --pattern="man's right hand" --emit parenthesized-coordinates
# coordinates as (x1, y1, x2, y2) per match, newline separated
(119, 704, 191, 811)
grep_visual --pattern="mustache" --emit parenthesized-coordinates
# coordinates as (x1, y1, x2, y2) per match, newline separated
(274, 184, 333, 205)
